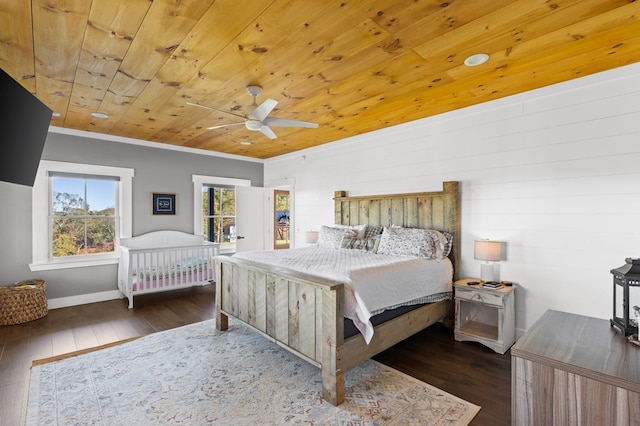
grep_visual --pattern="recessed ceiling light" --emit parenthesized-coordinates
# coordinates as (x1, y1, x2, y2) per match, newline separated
(464, 53, 489, 67)
(240, 141, 252, 145)
(51, 112, 60, 117)
(91, 112, 109, 119)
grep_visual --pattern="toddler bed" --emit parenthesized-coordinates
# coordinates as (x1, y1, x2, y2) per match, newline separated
(215, 181, 459, 405)
(118, 230, 219, 308)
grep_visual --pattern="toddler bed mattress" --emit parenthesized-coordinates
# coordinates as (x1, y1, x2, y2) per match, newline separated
(130, 263, 212, 291)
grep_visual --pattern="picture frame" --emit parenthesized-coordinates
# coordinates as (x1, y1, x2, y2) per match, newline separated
(152, 193, 176, 215)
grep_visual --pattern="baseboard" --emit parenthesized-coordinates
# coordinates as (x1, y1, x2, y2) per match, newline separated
(46, 282, 214, 310)
(47, 290, 123, 310)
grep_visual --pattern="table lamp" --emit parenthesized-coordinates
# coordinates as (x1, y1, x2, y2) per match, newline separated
(305, 230, 319, 244)
(474, 240, 502, 282)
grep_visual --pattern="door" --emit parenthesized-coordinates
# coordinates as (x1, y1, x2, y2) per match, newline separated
(235, 186, 268, 253)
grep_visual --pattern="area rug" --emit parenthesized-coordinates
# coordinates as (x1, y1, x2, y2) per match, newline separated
(26, 318, 480, 425)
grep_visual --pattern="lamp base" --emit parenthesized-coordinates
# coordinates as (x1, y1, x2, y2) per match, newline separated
(480, 263, 494, 282)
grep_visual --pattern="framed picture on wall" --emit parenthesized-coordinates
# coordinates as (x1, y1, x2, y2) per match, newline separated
(152, 193, 176, 215)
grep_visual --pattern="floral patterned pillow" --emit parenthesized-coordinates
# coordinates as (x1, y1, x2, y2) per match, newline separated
(377, 226, 440, 258)
(317, 225, 356, 250)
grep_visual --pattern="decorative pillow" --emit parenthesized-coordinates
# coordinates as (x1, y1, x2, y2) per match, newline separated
(377, 227, 432, 258)
(378, 226, 456, 259)
(332, 223, 367, 239)
(363, 225, 384, 238)
(440, 231, 454, 257)
(341, 234, 382, 253)
(317, 225, 356, 250)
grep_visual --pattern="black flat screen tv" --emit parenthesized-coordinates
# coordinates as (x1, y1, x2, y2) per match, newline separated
(0, 68, 52, 187)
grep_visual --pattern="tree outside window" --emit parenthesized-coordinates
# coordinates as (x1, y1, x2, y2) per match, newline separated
(51, 176, 117, 258)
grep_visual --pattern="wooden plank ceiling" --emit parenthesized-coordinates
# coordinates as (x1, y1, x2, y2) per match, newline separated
(1, 0, 639, 159)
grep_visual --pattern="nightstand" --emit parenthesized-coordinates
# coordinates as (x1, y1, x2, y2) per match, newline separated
(453, 278, 516, 354)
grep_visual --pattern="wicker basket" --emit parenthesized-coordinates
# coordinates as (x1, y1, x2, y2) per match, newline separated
(0, 279, 48, 326)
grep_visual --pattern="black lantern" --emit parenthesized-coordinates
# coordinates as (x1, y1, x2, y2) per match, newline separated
(610, 258, 640, 336)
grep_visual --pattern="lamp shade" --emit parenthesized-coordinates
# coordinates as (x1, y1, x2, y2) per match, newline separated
(305, 231, 319, 244)
(474, 240, 502, 261)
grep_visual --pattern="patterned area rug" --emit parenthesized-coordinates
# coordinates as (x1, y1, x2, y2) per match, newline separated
(27, 319, 480, 425)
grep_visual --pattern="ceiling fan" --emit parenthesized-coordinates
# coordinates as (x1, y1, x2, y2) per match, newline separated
(187, 86, 318, 140)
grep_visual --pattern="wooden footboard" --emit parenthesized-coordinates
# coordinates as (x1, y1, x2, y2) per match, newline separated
(215, 255, 453, 405)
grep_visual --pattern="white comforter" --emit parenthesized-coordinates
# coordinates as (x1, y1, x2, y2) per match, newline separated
(232, 247, 453, 343)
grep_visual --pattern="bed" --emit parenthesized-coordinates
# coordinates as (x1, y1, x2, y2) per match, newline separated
(214, 181, 459, 405)
(118, 230, 220, 308)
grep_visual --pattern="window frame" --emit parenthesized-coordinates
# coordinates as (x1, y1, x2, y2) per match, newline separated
(31, 160, 134, 271)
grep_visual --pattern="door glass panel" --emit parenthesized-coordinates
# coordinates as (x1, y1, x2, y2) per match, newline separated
(274, 190, 290, 249)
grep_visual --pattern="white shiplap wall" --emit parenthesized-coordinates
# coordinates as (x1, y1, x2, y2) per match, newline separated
(264, 62, 640, 335)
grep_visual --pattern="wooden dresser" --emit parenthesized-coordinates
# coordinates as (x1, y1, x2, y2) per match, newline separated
(511, 309, 640, 426)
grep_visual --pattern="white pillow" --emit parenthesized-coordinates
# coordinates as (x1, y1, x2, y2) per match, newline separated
(317, 225, 356, 250)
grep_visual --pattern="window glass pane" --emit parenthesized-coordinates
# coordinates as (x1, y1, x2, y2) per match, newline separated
(86, 217, 116, 253)
(223, 218, 236, 243)
(202, 188, 209, 218)
(276, 193, 289, 211)
(52, 217, 86, 257)
(211, 217, 222, 243)
(86, 180, 116, 215)
(220, 188, 235, 216)
(52, 177, 85, 215)
(212, 187, 221, 215)
(207, 217, 237, 244)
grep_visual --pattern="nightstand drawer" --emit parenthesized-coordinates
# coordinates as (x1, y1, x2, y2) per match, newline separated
(455, 288, 503, 307)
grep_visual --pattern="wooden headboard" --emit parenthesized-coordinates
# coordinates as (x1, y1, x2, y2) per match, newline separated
(334, 181, 460, 280)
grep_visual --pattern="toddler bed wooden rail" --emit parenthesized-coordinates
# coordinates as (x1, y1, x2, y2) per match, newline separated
(215, 181, 459, 405)
(118, 230, 219, 308)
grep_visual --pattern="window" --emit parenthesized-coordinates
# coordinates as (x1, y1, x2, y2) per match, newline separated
(50, 174, 117, 258)
(203, 186, 236, 247)
(31, 161, 134, 271)
(192, 175, 250, 255)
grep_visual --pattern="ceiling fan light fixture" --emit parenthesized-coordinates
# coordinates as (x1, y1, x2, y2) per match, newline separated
(464, 53, 489, 67)
(245, 119, 262, 131)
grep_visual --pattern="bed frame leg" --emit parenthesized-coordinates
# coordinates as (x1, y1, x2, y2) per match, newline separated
(216, 310, 228, 331)
(322, 368, 344, 406)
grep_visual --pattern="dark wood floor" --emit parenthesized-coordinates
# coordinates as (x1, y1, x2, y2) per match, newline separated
(0, 285, 510, 425)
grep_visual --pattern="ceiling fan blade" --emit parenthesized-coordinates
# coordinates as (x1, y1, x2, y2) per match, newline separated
(260, 125, 278, 140)
(207, 122, 245, 130)
(262, 117, 319, 128)
(186, 102, 247, 120)
(251, 98, 278, 121)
